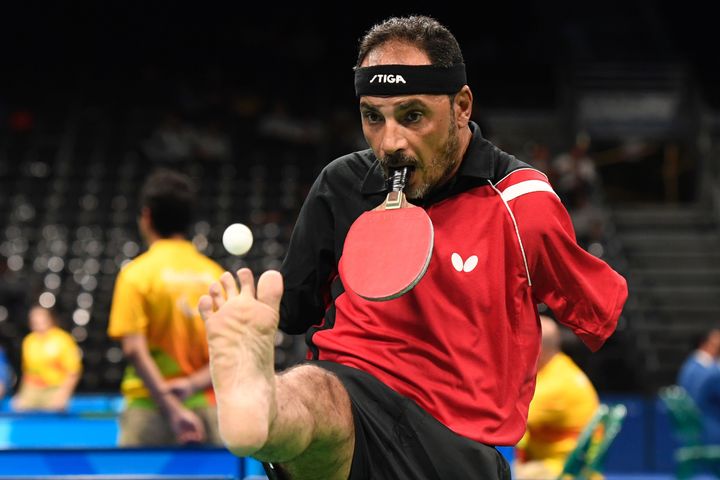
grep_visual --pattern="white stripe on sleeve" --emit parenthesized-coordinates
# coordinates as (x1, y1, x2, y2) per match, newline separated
(500, 179, 558, 202)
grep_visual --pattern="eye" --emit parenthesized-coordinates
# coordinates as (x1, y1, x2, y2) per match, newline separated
(362, 111, 383, 124)
(404, 111, 423, 123)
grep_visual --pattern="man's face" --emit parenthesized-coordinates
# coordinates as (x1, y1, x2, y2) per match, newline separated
(708, 329, 720, 357)
(29, 307, 52, 333)
(359, 42, 463, 200)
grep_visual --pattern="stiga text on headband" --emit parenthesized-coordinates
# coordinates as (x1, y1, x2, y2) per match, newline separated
(354, 64, 467, 96)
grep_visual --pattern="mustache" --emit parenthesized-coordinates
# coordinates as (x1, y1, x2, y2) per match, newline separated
(378, 153, 418, 170)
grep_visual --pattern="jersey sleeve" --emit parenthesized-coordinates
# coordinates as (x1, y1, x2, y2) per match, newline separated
(502, 170, 628, 351)
(107, 267, 150, 338)
(280, 168, 337, 334)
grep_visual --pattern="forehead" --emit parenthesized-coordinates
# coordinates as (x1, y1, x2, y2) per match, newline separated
(30, 307, 49, 319)
(359, 41, 447, 109)
(361, 41, 430, 67)
(359, 94, 447, 111)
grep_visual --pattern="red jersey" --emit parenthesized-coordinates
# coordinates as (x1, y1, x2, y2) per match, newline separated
(280, 122, 627, 445)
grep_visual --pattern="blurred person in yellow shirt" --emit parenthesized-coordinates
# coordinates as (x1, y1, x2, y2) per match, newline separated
(12, 305, 81, 411)
(515, 315, 600, 478)
(108, 168, 224, 446)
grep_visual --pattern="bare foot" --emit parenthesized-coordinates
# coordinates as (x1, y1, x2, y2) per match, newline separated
(199, 268, 283, 456)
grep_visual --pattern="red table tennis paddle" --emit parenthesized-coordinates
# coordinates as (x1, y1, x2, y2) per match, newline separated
(341, 167, 434, 301)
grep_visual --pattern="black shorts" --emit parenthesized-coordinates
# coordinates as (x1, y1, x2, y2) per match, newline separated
(314, 360, 511, 480)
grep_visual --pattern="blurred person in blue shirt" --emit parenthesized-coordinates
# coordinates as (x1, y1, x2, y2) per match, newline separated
(0, 344, 12, 399)
(677, 328, 720, 444)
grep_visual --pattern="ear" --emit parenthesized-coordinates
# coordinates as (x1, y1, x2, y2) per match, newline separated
(453, 85, 473, 128)
(139, 206, 152, 224)
(138, 207, 153, 234)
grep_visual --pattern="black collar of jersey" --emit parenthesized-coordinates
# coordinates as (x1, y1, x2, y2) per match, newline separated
(360, 121, 499, 203)
(456, 121, 495, 180)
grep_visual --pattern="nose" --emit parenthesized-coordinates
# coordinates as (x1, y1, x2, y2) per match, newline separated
(380, 120, 408, 157)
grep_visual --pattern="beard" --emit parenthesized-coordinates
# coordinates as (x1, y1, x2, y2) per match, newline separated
(380, 120, 461, 200)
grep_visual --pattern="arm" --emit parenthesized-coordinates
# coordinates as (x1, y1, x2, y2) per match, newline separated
(511, 183, 628, 350)
(121, 334, 206, 443)
(47, 371, 80, 411)
(280, 169, 337, 334)
(165, 366, 212, 400)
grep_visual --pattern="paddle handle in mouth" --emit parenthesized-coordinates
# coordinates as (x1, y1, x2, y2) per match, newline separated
(385, 166, 409, 210)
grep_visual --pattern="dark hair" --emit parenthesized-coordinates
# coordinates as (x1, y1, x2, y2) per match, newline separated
(355, 15, 464, 69)
(139, 168, 196, 237)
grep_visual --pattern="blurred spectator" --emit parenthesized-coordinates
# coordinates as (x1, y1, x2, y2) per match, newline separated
(107, 168, 224, 446)
(257, 99, 325, 144)
(11, 305, 82, 412)
(515, 315, 600, 478)
(0, 343, 12, 399)
(569, 191, 607, 253)
(527, 142, 553, 177)
(194, 121, 232, 162)
(677, 328, 720, 444)
(552, 132, 599, 209)
(142, 113, 195, 164)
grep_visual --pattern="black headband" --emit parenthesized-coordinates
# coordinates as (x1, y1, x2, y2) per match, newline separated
(354, 64, 467, 97)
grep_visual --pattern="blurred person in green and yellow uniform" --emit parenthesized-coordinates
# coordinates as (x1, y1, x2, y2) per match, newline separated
(108, 169, 224, 446)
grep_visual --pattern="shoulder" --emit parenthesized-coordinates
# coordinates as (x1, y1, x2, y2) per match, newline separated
(325, 148, 375, 173)
(117, 250, 153, 279)
(304, 149, 380, 207)
(482, 140, 534, 185)
(471, 136, 557, 202)
(120, 250, 151, 270)
(547, 354, 596, 391)
(55, 328, 76, 342)
(555, 352, 584, 373)
(200, 254, 225, 277)
(320, 149, 376, 185)
(493, 167, 556, 201)
(494, 167, 565, 231)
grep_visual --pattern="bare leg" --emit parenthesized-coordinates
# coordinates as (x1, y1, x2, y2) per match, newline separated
(199, 269, 354, 480)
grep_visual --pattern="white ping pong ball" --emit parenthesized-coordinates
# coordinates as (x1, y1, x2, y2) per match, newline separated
(222, 223, 253, 256)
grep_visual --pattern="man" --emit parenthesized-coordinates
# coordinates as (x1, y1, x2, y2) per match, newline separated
(108, 168, 224, 445)
(200, 15, 627, 479)
(12, 305, 81, 411)
(677, 328, 720, 444)
(515, 315, 600, 478)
